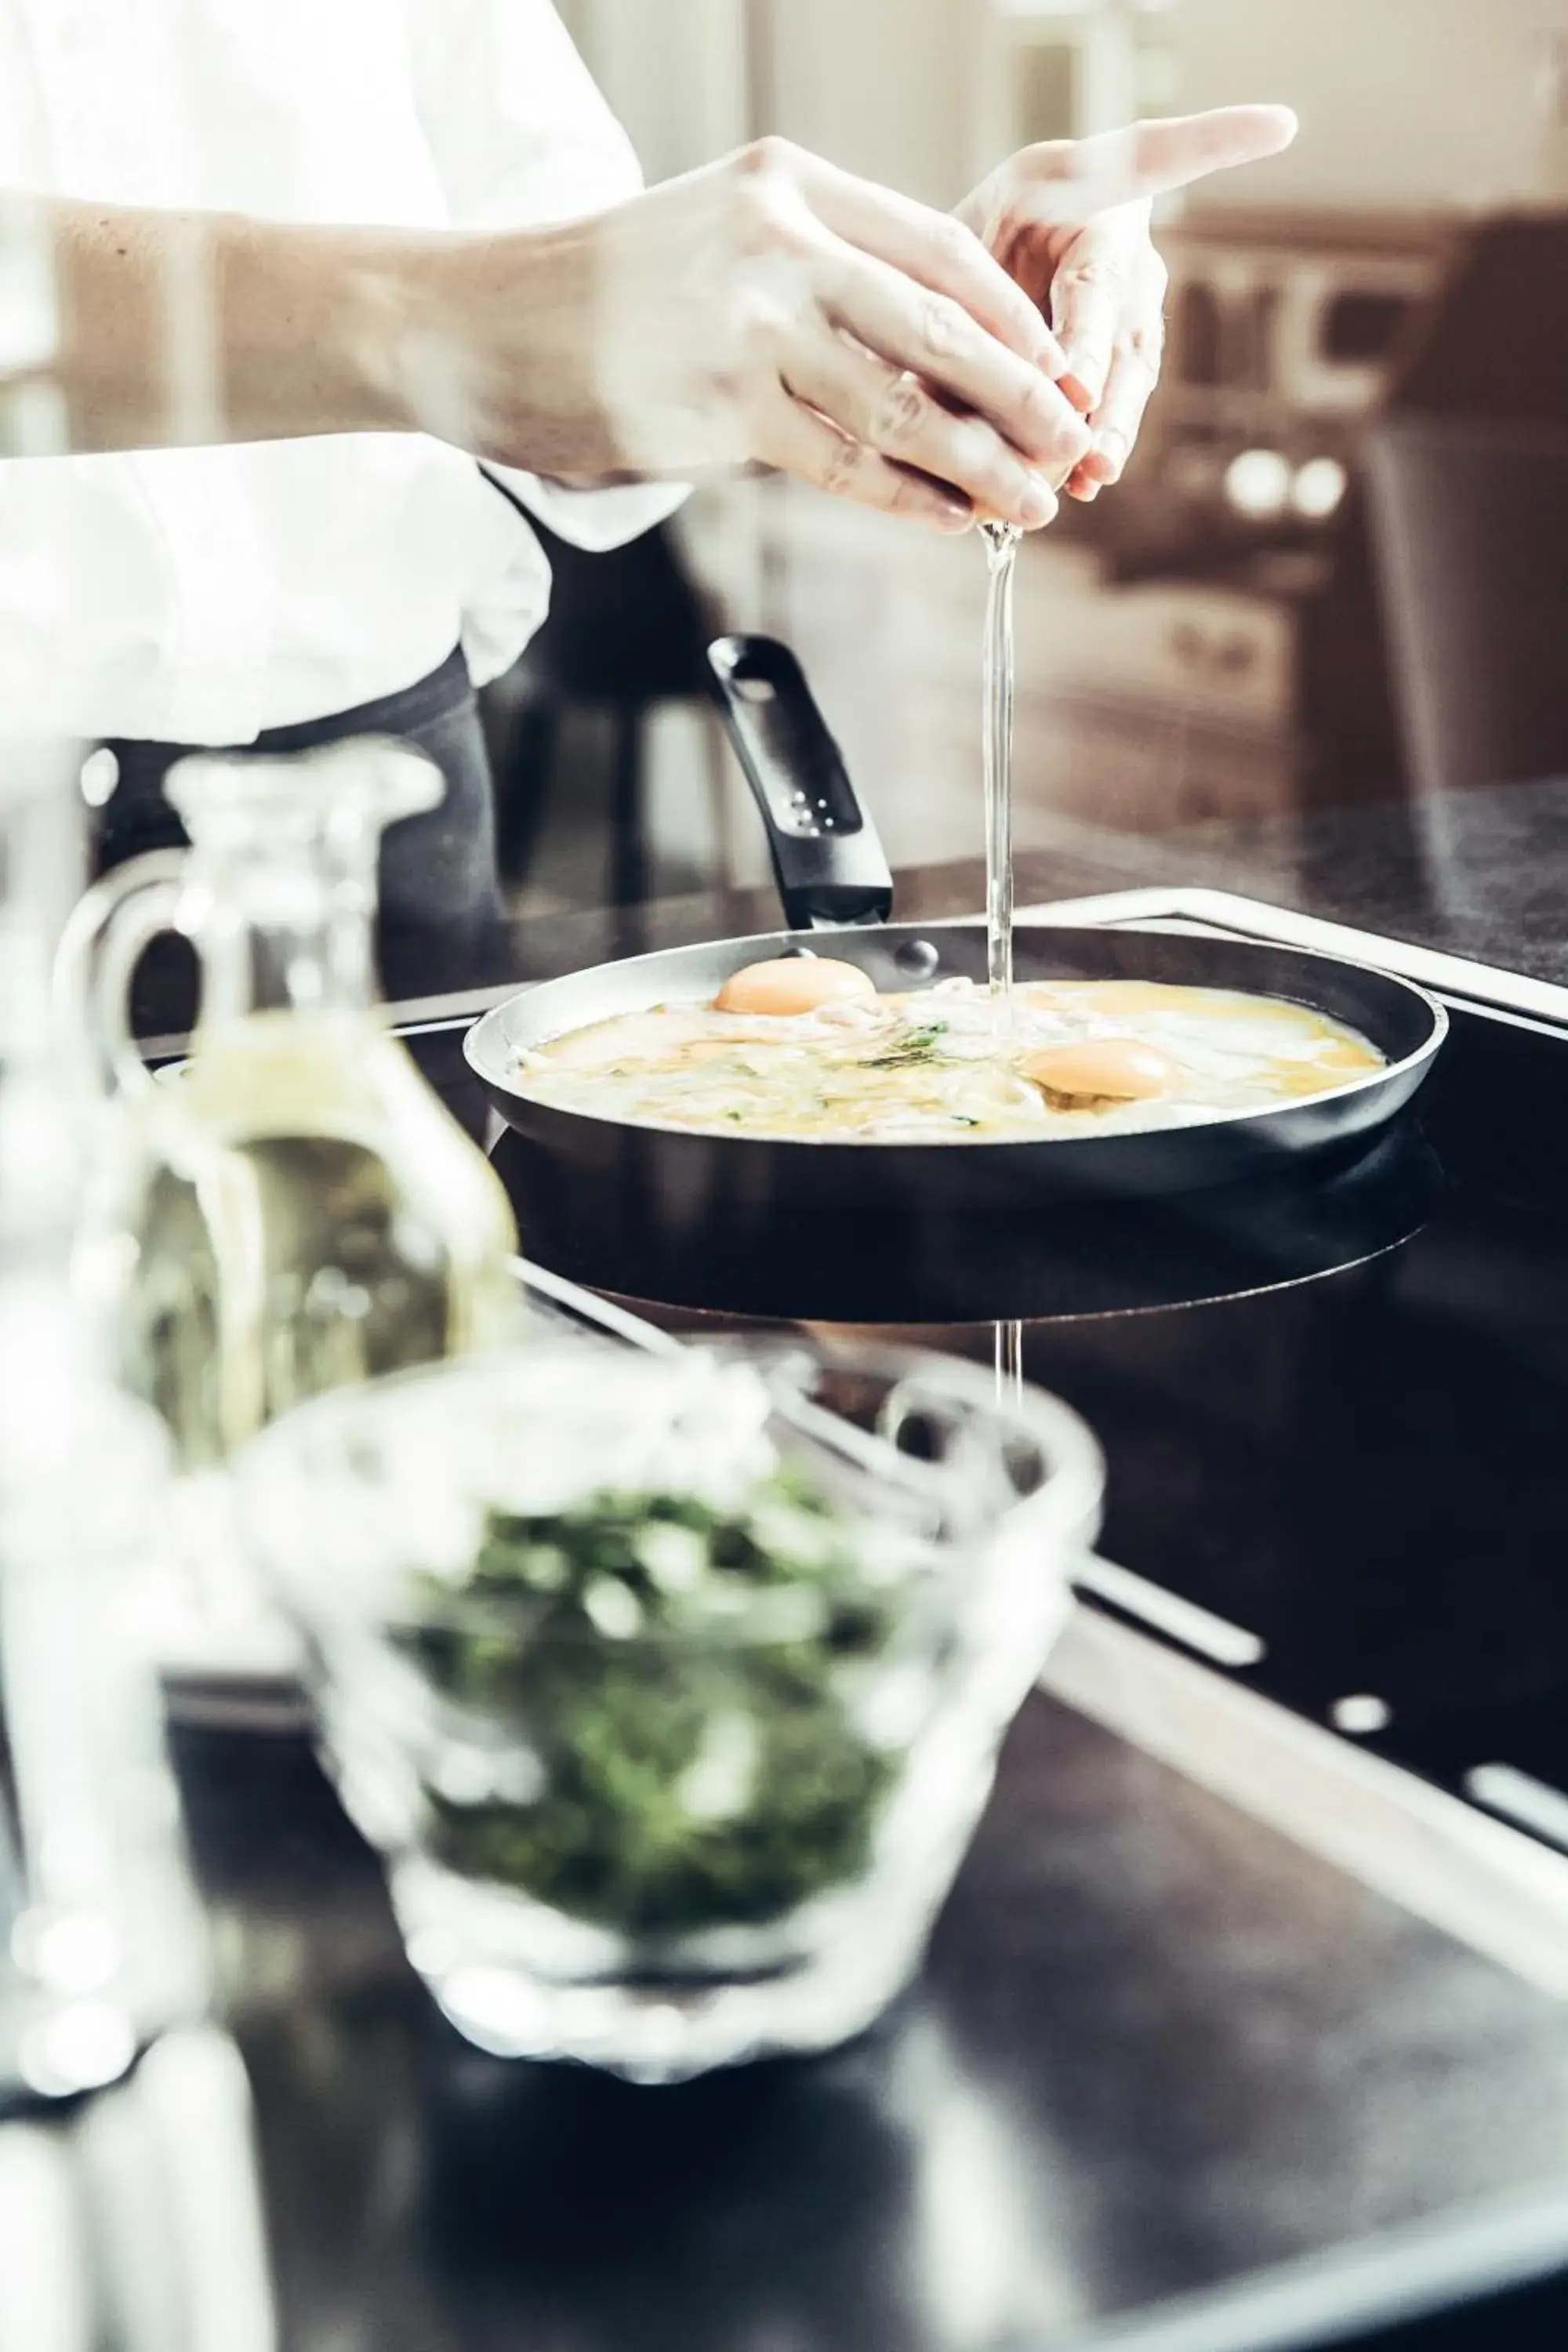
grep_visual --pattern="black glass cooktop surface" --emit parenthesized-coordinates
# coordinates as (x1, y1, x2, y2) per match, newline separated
(407, 971, 1568, 1861)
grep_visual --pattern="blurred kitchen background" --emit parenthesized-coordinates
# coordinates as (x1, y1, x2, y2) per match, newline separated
(488, 0, 1568, 924)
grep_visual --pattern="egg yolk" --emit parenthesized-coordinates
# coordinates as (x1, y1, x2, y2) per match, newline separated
(714, 957, 878, 1017)
(1021, 1039, 1181, 1102)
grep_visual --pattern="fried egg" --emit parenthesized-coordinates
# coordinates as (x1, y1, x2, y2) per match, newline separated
(514, 964, 1386, 1143)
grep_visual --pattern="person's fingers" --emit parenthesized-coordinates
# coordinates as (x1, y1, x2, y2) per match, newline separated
(1047, 204, 1153, 412)
(1056, 237, 1167, 438)
(762, 396, 978, 532)
(1079, 323, 1163, 490)
(778, 143, 1069, 375)
(782, 334, 1060, 529)
(1002, 107, 1298, 231)
(815, 243, 1091, 477)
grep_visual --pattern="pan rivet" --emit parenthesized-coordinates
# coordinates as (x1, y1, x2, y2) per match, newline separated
(895, 938, 940, 978)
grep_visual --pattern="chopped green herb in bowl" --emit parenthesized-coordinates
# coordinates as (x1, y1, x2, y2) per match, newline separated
(396, 1465, 905, 1937)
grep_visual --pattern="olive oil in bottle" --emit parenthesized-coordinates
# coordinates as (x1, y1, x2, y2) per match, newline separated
(65, 742, 521, 1465)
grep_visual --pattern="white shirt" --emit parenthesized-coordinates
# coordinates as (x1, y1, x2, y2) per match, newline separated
(0, 0, 684, 743)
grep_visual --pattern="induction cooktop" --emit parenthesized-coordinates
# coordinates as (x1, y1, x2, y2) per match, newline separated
(395, 889, 1568, 2004)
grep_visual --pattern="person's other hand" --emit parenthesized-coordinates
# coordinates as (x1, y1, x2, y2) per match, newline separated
(429, 139, 1099, 533)
(956, 107, 1298, 499)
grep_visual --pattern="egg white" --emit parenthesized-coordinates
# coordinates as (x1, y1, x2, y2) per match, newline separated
(516, 973, 1385, 1142)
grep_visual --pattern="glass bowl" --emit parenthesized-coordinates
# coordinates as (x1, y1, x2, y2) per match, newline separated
(230, 1339, 1102, 2082)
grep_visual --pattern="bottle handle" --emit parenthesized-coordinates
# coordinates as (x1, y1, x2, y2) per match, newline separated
(54, 849, 193, 1098)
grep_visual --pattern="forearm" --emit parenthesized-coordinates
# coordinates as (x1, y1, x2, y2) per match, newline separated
(0, 142, 1105, 533)
(3, 193, 463, 455)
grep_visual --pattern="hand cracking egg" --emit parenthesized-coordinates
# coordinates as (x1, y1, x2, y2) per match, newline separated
(1020, 1038, 1181, 1105)
(715, 957, 877, 1017)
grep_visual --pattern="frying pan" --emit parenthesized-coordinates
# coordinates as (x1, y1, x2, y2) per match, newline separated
(466, 635, 1445, 1310)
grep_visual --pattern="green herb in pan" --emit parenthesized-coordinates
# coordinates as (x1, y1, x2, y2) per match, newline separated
(862, 1020, 950, 1071)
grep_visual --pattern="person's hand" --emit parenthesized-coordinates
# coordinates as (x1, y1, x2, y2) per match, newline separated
(420, 140, 1098, 533)
(956, 107, 1298, 499)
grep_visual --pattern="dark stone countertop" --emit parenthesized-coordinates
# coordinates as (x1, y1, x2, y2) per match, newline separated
(1009, 779, 1568, 991)
(466, 775, 1568, 1021)
(132, 775, 1568, 1043)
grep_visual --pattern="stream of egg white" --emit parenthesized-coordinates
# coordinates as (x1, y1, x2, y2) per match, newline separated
(981, 519, 1021, 1019)
(983, 528, 1025, 1403)
(993, 1319, 1023, 1410)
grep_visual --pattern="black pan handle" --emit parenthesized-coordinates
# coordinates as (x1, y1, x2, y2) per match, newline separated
(708, 634, 894, 931)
